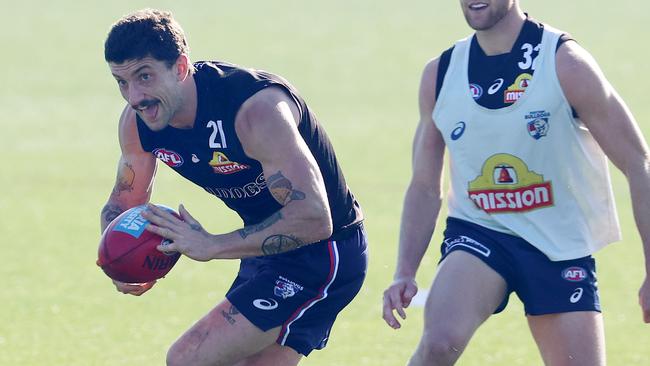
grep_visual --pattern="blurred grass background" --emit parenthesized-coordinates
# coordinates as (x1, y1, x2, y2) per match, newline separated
(1, 0, 648, 364)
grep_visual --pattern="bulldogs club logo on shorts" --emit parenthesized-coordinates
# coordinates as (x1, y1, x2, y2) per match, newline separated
(274, 276, 304, 299)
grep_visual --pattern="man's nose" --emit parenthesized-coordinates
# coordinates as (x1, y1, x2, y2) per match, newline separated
(127, 84, 145, 107)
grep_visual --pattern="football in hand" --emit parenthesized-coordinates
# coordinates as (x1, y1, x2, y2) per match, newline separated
(97, 204, 181, 283)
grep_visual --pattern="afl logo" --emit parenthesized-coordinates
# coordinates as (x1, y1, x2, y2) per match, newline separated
(562, 267, 587, 282)
(451, 121, 466, 141)
(153, 148, 184, 168)
(469, 83, 483, 99)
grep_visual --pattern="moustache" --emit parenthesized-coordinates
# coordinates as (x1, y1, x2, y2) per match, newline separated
(132, 99, 160, 110)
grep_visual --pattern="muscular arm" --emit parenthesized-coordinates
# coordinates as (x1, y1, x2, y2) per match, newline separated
(395, 59, 446, 279)
(383, 59, 446, 328)
(557, 41, 650, 323)
(225, 87, 332, 256)
(146, 87, 333, 260)
(100, 107, 157, 232)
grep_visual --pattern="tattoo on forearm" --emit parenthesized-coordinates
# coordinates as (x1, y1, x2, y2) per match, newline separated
(267, 171, 306, 205)
(238, 212, 283, 239)
(261, 234, 305, 255)
(101, 204, 124, 225)
(221, 305, 240, 325)
(112, 162, 135, 196)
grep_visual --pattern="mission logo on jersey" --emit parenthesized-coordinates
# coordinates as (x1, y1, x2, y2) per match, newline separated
(468, 154, 554, 213)
(209, 151, 250, 175)
(504, 73, 532, 104)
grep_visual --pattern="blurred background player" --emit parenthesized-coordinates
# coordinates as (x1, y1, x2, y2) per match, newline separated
(100, 8, 367, 366)
(382, 0, 650, 365)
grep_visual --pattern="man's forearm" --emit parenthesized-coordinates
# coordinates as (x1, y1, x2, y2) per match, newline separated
(627, 166, 650, 273)
(210, 204, 332, 259)
(100, 203, 125, 233)
(395, 184, 442, 279)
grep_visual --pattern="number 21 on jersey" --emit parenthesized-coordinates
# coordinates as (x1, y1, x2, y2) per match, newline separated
(207, 120, 227, 148)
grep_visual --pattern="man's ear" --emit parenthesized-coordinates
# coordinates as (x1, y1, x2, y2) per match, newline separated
(175, 54, 191, 81)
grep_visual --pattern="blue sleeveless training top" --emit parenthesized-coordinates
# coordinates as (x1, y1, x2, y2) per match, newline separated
(136, 61, 363, 238)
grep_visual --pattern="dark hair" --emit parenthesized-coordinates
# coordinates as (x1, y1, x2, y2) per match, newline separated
(104, 9, 189, 67)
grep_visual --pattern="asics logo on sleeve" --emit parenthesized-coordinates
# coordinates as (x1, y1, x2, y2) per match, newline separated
(451, 121, 467, 141)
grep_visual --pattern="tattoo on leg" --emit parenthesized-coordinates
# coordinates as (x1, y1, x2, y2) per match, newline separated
(261, 234, 304, 255)
(221, 305, 240, 325)
(266, 171, 306, 205)
(187, 329, 210, 349)
(101, 204, 123, 225)
(238, 212, 283, 239)
(112, 162, 135, 196)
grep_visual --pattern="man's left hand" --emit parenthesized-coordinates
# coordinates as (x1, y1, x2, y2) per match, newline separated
(142, 204, 215, 262)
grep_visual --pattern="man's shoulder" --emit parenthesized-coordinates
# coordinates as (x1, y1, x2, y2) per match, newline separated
(117, 106, 147, 154)
(195, 60, 279, 85)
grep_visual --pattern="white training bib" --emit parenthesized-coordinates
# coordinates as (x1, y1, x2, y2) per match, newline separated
(433, 26, 621, 260)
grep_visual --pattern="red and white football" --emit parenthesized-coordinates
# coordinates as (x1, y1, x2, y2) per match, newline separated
(97, 204, 181, 283)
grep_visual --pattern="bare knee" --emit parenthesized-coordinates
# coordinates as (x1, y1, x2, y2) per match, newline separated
(166, 331, 226, 366)
(166, 339, 195, 366)
(414, 329, 467, 365)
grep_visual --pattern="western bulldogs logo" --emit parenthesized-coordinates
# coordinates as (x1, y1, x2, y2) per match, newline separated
(527, 118, 549, 140)
(525, 110, 551, 140)
(274, 276, 304, 299)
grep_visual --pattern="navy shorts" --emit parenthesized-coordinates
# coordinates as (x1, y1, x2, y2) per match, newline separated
(226, 224, 368, 356)
(440, 217, 600, 316)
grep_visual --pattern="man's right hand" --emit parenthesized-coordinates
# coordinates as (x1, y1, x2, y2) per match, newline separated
(382, 277, 418, 329)
(113, 279, 157, 296)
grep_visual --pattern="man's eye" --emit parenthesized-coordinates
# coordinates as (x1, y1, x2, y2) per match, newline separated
(117, 80, 127, 87)
(140, 74, 150, 81)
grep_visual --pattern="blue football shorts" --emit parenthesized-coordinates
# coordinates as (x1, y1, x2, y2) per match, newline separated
(440, 217, 600, 316)
(226, 224, 368, 356)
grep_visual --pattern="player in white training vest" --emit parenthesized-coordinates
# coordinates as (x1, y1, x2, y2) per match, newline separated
(382, 1, 650, 365)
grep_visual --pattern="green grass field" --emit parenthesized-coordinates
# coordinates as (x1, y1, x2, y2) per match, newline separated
(2, 1, 649, 364)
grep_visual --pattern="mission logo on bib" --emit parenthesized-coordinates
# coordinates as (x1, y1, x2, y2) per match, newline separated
(468, 154, 554, 213)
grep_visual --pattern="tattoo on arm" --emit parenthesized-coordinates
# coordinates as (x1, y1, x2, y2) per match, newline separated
(221, 305, 240, 325)
(101, 204, 124, 225)
(112, 162, 135, 196)
(261, 234, 305, 255)
(238, 212, 283, 239)
(266, 171, 306, 205)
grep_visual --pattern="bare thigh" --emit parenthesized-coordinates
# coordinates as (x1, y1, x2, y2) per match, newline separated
(167, 299, 301, 366)
(528, 311, 605, 366)
(423, 250, 508, 340)
(409, 250, 508, 366)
